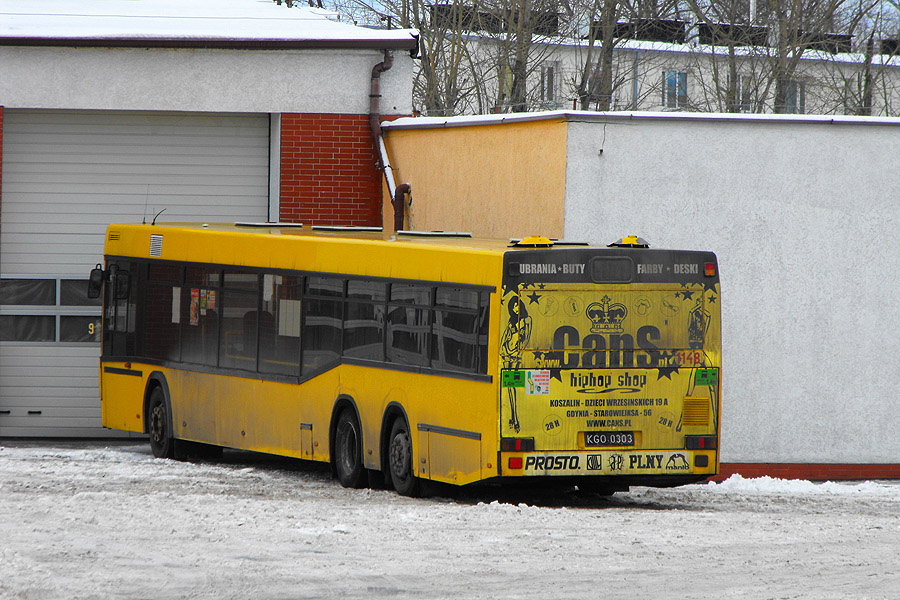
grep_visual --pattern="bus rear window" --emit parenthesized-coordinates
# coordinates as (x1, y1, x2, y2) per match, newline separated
(590, 257, 634, 283)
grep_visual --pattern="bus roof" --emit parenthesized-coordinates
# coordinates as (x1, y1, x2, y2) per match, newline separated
(108, 222, 598, 253)
(103, 222, 715, 288)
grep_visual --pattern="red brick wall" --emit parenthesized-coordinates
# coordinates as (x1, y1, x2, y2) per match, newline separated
(279, 113, 383, 226)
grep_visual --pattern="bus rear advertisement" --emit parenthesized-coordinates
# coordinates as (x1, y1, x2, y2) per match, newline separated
(497, 246, 720, 486)
(90, 224, 720, 496)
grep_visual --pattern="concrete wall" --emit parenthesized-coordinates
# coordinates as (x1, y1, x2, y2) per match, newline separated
(0, 46, 414, 115)
(563, 112, 900, 464)
(382, 117, 568, 237)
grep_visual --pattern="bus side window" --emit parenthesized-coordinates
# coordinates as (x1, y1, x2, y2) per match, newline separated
(302, 276, 344, 375)
(387, 283, 431, 367)
(344, 280, 386, 362)
(431, 287, 481, 373)
(145, 281, 181, 362)
(219, 272, 259, 371)
(181, 268, 221, 367)
(260, 274, 301, 377)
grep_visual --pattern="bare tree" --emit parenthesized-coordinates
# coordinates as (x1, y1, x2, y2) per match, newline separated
(315, 0, 900, 116)
(411, 1, 481, 115)
(684, 0, 766, 112)
(814, 0, 900, 115)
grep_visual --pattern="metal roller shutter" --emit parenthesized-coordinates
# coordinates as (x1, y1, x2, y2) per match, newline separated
(0, 109, 270, 437)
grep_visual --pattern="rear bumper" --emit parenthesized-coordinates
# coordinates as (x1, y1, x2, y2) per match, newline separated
(500, 449, 718, 478)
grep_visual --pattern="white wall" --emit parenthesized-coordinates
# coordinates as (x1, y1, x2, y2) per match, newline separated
(563, 112, 900, 464)
(0, 46, 414, 115)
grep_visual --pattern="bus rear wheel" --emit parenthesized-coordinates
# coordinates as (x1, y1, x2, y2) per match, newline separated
(334, 409, 365, 489)
(388, 417, 420, 497)
(148, 387, 175, 459)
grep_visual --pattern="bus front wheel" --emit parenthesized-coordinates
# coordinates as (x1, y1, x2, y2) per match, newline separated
(148, 387, 175, 459)
(334, 409, 365, 488)
(388, 417, 420, 497)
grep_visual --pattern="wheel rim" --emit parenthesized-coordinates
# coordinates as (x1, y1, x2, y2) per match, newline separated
(390, 429, 411, 483)
(150, 403, 165, 445)
(337, 421, 359, 475)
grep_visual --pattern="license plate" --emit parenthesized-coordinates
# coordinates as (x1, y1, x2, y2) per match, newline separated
(585, 431, 635, 447)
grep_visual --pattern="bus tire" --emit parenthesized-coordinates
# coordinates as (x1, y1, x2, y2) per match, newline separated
(388, 417, 420, 497)
(334, 409, 365, 489)
(148, 387, 175, 459)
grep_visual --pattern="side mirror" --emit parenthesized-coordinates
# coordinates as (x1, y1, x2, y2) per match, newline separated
(87, 265, 104, 299)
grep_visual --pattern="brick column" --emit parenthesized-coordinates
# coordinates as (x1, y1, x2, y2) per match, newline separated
(279, 113, 383, 227)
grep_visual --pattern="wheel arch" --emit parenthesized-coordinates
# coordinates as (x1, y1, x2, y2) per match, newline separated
(329, 395, 362, 474)
(143, 372, 172, 436)
(379, 401, 411, 475)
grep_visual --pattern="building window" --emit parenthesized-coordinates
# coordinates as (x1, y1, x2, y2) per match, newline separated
(0, 277, 102, 344)
(662, 70, 688, 109)
(493, 63, 514, 113)
(736, 75, 755, 113)
(0, 279, 56, 305)
(779, 79, 805, 114)
(540, 62, 560, 106)
(0, 315, 56, 342)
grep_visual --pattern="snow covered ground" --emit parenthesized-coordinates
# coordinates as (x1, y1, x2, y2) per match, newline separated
(1, 442, 898, 600)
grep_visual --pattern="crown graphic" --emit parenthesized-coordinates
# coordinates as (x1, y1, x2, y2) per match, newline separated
(586, 296, 627, 334)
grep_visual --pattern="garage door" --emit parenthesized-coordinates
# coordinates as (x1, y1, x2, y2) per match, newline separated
(0, 109, 271, 437)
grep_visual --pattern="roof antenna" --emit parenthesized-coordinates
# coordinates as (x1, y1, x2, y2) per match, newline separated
(151, 208, 166, 225)
(142, 185, 150, 224)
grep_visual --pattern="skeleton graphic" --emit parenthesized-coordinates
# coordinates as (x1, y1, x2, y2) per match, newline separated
(500, 295, 532, 433)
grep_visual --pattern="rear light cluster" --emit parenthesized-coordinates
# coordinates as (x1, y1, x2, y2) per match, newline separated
(500, 437, 535, 452)
(685, 435, 718, 450)
(501, 438, 535, 471)
(704, 263, 716, 277)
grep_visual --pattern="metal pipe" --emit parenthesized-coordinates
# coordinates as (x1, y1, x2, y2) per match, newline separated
(392, 183, 411, 232)
(379, 135, 397, 197)
(369, 50, 394, 144)
(369, 48, 411, 231)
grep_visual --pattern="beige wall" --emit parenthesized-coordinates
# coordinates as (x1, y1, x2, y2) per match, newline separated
(382, 118, 568, 239)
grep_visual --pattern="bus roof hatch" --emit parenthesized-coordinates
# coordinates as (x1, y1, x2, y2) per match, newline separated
(608, 236, 650, 248)
(510, 235, 554, 248)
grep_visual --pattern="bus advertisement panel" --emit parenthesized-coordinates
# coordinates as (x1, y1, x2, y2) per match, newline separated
(498, 247, 721, 484)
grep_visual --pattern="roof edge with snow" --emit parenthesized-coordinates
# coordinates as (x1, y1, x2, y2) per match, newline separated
(382, 110, 900, 130)
(0, 1, 419, 51)
(0, 35, 418, 51)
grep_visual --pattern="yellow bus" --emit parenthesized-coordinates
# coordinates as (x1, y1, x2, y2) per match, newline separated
(90, 223, 721, 496)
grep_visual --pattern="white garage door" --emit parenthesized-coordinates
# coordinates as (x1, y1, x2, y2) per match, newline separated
(0, 109, 271, 437)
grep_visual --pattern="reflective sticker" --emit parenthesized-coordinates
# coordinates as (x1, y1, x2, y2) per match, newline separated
(694, 368, 718, 386)
(502, 370, 525, 388)
(525, 370, 550, 395)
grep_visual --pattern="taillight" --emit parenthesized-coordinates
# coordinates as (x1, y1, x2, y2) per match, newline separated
(685, 435, 718, 450)
(508, 457, 523, 470)
(704, 263, 716, 277)
(500, 437, 535, 452)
